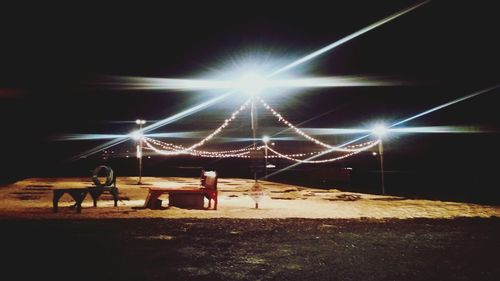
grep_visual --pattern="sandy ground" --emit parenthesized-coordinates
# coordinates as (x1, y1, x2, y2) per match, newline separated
(1, 176, 499, 219)
(2, 177, 500, 280)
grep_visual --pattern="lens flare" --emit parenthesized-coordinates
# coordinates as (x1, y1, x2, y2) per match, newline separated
(265, 84, 500, 178)
(71, 1, 429, 161)
(268, 0, 430, 76)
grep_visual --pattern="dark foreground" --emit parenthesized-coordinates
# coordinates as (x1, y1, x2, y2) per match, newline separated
(1, 218, 499, 281)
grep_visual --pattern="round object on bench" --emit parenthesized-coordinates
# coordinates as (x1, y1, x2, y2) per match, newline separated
(92, 165, 114, 187)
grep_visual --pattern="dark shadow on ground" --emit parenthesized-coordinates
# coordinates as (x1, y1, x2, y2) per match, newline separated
(1, 218, 499, 281)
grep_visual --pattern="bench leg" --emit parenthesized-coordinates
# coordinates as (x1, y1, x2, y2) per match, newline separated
(53, 190, 64, 213)
(88, 190, 102, 207)
(69, 191, 88, 213)
(206, 192, 217, 210)
(214, 193, 218, 210)
(143, 192, 152, 208)
(111, 188, 119, 207)
(145, 192, 162, 209)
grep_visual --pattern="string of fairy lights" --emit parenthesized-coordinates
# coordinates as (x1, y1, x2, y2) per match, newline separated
(139, 96, 380, 163)
(143, 137, 254, 158)
(145, 137, 259, 155)
(144, 136, 378, 162)
(256, 97, 372, 152)
(265, 140, 380, 163)
(182, 98, 251, 152)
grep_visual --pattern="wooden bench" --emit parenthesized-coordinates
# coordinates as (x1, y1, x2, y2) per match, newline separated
(52, 176, 119, 213)
(144, 170, 218, 210)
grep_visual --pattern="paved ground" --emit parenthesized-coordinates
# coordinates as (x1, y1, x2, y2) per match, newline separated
(1, 218, 499, 281)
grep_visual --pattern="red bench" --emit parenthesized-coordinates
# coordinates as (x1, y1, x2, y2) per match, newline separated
(144, 171, 218, 210)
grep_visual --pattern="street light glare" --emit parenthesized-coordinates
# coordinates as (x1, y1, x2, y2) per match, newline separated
(136, 119, 146, 125)
(131, 130, 143, 140)
(372, 124, 387, 137)
(262, 135, 270, 143)
(237, 72, 265, 95)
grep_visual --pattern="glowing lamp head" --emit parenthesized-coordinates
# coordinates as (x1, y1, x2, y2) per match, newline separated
(237, 72, 265, 95)
(372, 124, 388, 138)
(131, 130, 143, 140)
(262, 135, 270, 144)
(136, 119, 146, 125)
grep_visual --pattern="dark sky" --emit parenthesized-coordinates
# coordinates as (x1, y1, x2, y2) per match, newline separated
(1, 1, 499, 189)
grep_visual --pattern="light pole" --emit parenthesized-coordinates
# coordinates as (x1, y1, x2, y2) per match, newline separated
(378, 139, 385, 195)
(262, 136, 270, 179)
(251, 97, 258, 183)
(135, 119, 146, 184)
(373, 124, 387, 195)
(238, 72, 264, 184)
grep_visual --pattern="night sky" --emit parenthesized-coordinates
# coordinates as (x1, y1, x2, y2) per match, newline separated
(1, 1, 499, 201)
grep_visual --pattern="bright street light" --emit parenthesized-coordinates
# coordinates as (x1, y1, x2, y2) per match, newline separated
(131, 130, 143, 141)
(372, 124, 388, 137)
(237, 72, 266, 96)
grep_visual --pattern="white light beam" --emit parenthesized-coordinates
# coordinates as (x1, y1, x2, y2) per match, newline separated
(71, 1, 429, 160)
(105, 75, 400, 91)
(268, 0, 430, 77)
(265, 84, 500, 178)
(70, 91, 234, 160)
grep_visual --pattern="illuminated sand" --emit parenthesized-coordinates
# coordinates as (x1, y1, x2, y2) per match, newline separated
(0, 177, 499, 219)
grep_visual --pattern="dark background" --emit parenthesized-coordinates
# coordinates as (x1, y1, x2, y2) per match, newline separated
(1, 1, 499, 203)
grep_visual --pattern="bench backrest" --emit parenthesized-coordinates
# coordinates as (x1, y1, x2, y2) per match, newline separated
(201, 171, 217, 190)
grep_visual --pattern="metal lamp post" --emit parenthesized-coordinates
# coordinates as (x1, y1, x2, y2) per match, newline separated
(373, 124, 387, 195)
(241, 73, 264, 184)
(262, 136, 270, 179)
(378, 139, 385, 195)
(135, 119, 146, 184)
(251, 97, 258, 183)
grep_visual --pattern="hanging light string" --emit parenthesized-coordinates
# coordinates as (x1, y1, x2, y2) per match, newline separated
(144, 137, 251, 157)
(143, 138, 252, 158)
(141, 96, 379, 160)
(146, 137, 257, 154)
(144, 137, 260, 156)
(264, 139, 380, 163)
(184, 98, 251, 151)
(170, 98, 252, 153)
(263, 140, 376, 158)
(144, 145, 251, 158)
(256, 97, 376, 152)
(145, 136, 377, 160)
